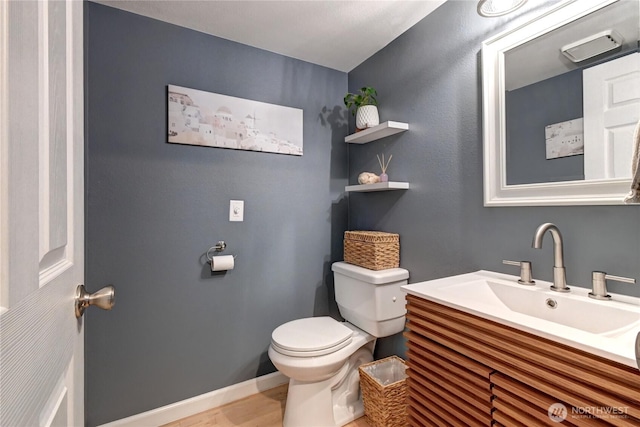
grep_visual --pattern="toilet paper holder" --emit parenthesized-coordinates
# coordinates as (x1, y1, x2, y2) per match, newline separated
(206, 241, 237, 262)
(206, 241, 237, 272)
(207, 241, 226, 256)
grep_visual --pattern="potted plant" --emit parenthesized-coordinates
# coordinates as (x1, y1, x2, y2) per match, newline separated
(344, 86, 380, 131)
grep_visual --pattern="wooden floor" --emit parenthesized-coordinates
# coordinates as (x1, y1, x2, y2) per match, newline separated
(162, 384, 370, 427)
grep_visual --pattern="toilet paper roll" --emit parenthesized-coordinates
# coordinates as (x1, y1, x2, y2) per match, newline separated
(211, 255, 235, 272)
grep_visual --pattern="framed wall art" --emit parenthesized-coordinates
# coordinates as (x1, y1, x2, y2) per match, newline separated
(168, 85, 303, 156)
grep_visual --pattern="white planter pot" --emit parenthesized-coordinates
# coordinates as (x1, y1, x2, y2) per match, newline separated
(355, 105, 379, 130)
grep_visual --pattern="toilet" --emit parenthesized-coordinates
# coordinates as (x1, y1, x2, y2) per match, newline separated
(268, 261, 409, 427)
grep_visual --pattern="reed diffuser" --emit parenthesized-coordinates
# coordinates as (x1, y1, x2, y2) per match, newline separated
(377, 153, 392, 182)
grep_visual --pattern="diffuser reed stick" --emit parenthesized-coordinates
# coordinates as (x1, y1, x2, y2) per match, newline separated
(377, 153, 393, 174)
(377, 153, 392, 182)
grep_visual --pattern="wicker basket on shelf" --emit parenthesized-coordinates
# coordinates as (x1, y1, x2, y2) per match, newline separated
(344, 231, 399, 270)
(358, 356, 408, 427)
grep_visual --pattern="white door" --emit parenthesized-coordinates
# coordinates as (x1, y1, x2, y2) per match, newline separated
(0, 1, 85, 426)
(583, 52, 640, 180)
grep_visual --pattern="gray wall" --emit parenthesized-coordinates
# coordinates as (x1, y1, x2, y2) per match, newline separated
(348, 0, 640, 358)
(86, 0, 640, 424)
(85, 3, 348, 425)
(506, 69, 584, 185)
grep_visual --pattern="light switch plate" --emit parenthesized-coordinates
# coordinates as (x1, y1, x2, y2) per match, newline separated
(229, 200, 244, 222)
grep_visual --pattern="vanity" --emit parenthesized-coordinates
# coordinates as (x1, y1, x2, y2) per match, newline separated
(402, 271, 640, 426)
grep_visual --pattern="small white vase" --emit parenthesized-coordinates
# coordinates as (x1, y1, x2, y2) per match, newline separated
(355, 105, 379, 130)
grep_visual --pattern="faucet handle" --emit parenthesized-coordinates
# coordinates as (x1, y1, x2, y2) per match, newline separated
(502, 260, 536, 285)
(589, 271, 636, 300)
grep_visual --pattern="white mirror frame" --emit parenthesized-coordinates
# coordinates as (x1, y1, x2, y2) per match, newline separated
(482, 0, 632, 206)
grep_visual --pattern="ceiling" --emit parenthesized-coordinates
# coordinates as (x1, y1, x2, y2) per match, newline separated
(505, 0, 639, 91)
(91, 0, 448, 72)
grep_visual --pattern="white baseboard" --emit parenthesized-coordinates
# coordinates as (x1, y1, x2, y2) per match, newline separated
(97, 372, 288, 427)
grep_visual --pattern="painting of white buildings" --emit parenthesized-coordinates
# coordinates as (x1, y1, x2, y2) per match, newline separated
(545, 118, 584, 160)
(168, 85, 303, 156)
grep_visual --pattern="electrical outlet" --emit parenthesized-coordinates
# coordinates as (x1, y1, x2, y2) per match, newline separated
(229, 200, 244, 222)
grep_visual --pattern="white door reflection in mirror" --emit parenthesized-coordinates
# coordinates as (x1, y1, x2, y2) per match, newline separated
(584, 52, 640, 180)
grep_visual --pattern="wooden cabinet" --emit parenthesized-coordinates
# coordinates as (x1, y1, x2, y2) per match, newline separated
(406, 332, 492, 426)
(405, 294, 640, 426)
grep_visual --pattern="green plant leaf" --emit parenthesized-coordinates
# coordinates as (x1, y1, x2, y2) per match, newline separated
(344, 86, 378, 114)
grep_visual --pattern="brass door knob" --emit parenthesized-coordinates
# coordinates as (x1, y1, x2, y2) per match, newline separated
(75, 284, 115, 318)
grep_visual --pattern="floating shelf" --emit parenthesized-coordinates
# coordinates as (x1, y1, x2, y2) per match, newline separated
(345, 182, 410, 192)
(345, 121, 409, 144)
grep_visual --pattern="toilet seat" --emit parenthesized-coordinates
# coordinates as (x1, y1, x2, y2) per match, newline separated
(271, 317, 353, 357)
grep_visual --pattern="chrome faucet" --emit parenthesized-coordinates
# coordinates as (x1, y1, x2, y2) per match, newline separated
(532, 223, 570, 292)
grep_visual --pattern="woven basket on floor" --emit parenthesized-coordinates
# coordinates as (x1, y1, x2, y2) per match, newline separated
(344, 231, 399, 270)
(359, 356, 407, 427)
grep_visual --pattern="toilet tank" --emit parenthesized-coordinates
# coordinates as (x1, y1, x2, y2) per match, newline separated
(332, 261, 409, 338)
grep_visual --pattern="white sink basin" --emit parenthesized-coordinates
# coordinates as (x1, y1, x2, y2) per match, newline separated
(402, 270, 640, 369)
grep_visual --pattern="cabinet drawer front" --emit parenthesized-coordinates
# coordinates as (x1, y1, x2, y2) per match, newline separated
(407, 342, 491, 398)
(407, 376, 491, 426)
(406, 295, 640, 424)
(405, 331, 493, 382)
(492, 373, 609, 427)
(408, 359, 492, 416)
(407, 404, 443, 427)
(493, 409, 541, 427)
(405, 325, 494, 425)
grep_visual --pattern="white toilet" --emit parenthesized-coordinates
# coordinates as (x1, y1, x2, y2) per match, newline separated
(268, 261, 409, 427)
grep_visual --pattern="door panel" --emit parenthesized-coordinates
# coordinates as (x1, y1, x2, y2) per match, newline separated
(39, 0, 69, 278)
(583, 52, 640, 180)
(0, 1, 84, 426)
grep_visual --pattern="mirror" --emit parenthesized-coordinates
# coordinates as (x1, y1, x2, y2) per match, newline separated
(482, 0, 639, 206)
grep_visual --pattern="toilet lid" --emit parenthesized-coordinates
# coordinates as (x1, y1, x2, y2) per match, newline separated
(271, 317, 353, 357)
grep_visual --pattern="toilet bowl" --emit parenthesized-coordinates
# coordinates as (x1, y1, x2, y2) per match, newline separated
(269, 262, 409, 427)
(268, 320, 374, 427)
